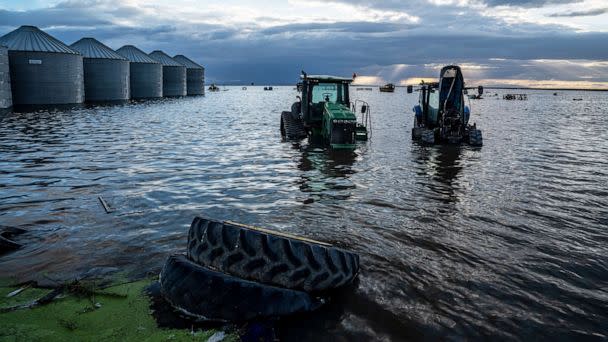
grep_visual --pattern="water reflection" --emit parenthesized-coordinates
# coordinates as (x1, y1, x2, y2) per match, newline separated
(296, 146, 357, 203)
(1, 88, 607, 340)
(412, 144, 464, 204)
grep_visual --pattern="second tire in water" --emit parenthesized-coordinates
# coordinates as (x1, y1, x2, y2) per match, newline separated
(160, 254, 323, 322)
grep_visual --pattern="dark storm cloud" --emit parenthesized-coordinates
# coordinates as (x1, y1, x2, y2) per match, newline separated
(549, 7, 608, 17)
(0, 8, 110, 27)
(152, 31, 608, 83)
(0, 0, 606, 85)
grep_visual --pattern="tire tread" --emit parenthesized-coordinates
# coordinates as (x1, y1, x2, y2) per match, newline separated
(186, 216, 359, 292)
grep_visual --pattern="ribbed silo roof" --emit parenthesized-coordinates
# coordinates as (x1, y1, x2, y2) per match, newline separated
(116, 45, 159, 64)
(149, 50, 182, 67)
(70, 38, 126, 60)
(173, 55, 204, 69)
(0, 25, 79, 54)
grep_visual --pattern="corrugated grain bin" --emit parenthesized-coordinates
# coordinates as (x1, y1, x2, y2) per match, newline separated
(116, 45, 162, 99)
(70, 38, 129, 102)
(0, 45, 12, 115)
(0, 25, 84, 107)
(149, 51, 186, 97)
(173, 54, 204, 96)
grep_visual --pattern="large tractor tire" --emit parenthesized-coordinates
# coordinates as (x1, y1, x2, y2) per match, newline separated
(291, 101, 302, 121)
(280, 111, 307, 140)
(468, 129, 483, 146)
(187, 216, 360, 293)
(160, 254, 322, 322)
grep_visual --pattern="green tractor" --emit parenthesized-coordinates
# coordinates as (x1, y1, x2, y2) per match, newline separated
(281, 73, 370, 149)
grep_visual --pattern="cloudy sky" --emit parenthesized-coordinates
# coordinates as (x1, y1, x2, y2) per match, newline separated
(1, 0, 607, 88)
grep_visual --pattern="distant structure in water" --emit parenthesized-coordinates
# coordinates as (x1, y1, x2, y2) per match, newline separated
(0, 45, 12, 115)
(0, 25, 84, 108)
(173, 54, 204, 96)
(149, 50, 186, 97)
(116, 45, 162, 99)
(503, 94, 527, 101)
(70, 38, 130, 102)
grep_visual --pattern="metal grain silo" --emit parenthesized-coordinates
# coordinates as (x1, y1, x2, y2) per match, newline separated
(0, 45, 12, 115)
(116, 45, 162, 99)
(173, 54, 204, 96)
(70, 38, 129, 102)
(149, 51, 186, 97)
(0, 25, 84, 107)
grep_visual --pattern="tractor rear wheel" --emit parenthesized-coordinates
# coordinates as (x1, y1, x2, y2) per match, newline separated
(187, 216, 360, 293)
(280, 116, 286, 137)
(468, 129, 483, 146)
(412, 118, 422, 140)
(280, 111, 307, 140)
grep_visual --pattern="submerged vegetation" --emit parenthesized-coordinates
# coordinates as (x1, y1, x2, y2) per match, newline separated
(0, 278, 232, 341)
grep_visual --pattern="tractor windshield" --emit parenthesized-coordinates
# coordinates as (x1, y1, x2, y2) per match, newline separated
(311, 83, 347, 105)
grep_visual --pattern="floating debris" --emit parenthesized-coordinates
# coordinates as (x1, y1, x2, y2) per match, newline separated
(0, 226, 27, 254)
(379, 83, 395, 92)
(98, 196, 114, 214)
(504, 94, 527, 100)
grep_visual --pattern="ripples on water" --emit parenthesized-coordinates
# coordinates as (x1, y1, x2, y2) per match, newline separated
(0, 88, 607, 340)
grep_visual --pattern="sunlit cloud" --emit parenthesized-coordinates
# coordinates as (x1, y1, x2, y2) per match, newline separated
(352, 76, 384, 85)
(476, 78, 608, 89)
(399, 78, 437, 86)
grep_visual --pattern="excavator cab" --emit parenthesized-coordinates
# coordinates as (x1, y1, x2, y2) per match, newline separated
(411, 65, 482, 146)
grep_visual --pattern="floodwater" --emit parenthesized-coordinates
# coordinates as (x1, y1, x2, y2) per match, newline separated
(1, 87, 607, 340)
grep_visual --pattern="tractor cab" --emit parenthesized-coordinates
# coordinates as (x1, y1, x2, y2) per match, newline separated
(281, 74, 369, 149)
(300, 75, 352, 124)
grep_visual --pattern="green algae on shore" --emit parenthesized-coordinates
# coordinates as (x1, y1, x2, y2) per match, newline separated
(0, 279, 231, 341)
